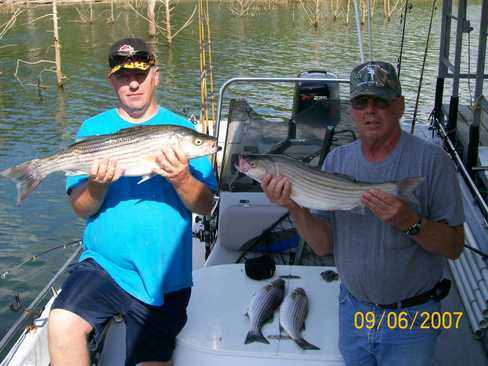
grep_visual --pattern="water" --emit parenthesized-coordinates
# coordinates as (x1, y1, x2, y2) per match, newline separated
(0, 1, 485, 339)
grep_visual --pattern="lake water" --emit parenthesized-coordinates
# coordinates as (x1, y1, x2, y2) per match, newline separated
(0, 0, 485, 339)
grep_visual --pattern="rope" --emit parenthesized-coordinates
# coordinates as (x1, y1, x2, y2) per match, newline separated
(410, 0, 437, 134)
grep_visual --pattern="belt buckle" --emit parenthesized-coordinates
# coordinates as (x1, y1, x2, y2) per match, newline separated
(375, 302, 399, 309)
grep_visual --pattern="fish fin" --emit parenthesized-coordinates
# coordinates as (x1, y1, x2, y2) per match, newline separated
(65, 170, 87, 176)
(142, 154, 158, 162)
(301, 321, 306, 331)
(0, 159, 45, 204)
(137, 174, 155, 184)
(396, 177, 424, 205)
(295, 338, 320, 350)
(244, 330, 269, 345)
(279, 323, 285, 333)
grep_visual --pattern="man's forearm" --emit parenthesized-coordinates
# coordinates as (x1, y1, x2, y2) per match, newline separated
(172, 175, 214, 216)
(70, 181, 109, 219)
(288, 205, 334, 256)
(411, 219, 464, 259)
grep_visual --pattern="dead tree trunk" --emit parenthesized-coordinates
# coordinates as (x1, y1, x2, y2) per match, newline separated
(164, 0, 173, 45)
(148, 0, 156, 37)
(52, 0, 63, 88)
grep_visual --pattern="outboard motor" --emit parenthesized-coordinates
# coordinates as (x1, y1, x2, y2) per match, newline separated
(292, 70, 341, 127)
(291, 70, 342, 166)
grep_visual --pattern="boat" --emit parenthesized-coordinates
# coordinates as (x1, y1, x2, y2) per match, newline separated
(1, 0, 488, 364)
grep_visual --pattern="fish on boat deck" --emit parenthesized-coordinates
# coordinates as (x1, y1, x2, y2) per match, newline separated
(0, 124, 219, 204)
(235, 154, 423, 211)
(279, 287, 320, 350)
(245, 278, 285, 345)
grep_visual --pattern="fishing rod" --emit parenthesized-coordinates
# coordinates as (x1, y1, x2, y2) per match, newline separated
(410, 0, 437, 135)
(397, 0, 412, 78)
(0, 240, 82, 280)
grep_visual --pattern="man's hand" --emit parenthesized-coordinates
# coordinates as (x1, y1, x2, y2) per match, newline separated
(152, 144, 191, 187)
(261, 174, 300, 211)
(361, 189, 418, 231)
(70, 159, 124, 218)
(88, 159, 125, 188)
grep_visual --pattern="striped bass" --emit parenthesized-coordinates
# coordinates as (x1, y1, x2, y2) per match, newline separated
(0, 124, 219, 204)
(279, 287, 320, 350)
(245, 278, 285, 345)
(235, 154, 423, 211)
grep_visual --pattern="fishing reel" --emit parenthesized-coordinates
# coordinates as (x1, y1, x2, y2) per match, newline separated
(193, 215, 218, 259)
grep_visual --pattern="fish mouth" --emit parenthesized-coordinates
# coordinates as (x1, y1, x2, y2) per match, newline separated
(234, 156, 250, 173)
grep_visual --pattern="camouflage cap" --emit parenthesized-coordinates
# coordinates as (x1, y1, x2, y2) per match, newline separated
(349, 61, 402, 101)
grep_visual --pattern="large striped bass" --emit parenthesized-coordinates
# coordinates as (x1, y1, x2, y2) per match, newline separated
(0, 124, 219, 204)
(279, 287, 320, 350)
(236, 154, 423, 211)
(245, 278, 285, 345)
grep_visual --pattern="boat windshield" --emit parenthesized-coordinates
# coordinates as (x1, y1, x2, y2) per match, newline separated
(218, 80, 357, 192)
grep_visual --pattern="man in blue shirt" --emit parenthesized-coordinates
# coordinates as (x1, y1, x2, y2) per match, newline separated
(48, 38, 217, 366)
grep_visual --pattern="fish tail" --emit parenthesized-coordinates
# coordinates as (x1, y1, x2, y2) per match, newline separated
(295, 338, 320, 350)
(0, 159, 45, 204)
(244, 330, 269, 345)
(397, 176, 424, 205)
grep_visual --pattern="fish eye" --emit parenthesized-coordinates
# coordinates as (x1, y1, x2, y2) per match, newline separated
(250, 162, 256, 168)
(194, 138, 203, 146)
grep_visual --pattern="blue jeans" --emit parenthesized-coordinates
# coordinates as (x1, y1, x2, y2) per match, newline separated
(338, 285, 441, 366)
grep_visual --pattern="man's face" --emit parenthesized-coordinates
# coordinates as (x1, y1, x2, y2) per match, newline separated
(109, 66, 159, 118)
(349, 95, 405, 142)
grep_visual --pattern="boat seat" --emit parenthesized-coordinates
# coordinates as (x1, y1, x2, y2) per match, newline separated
(219, 204, 289, 251)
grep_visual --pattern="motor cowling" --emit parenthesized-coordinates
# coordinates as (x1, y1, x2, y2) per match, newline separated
(292, 70, 341, 127)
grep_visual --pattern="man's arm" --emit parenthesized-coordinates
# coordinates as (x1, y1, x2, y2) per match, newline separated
(70, 159, 124, 218)
(152, 145, 214, 216)
(362, 189, 464, 259)
(261, 175, 333, 256)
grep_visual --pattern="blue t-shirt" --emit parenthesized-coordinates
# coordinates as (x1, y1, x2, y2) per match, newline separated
(66, 107, 217, 306)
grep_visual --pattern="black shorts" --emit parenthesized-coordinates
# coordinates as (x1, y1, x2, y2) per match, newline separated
(51, 258, 191, 365)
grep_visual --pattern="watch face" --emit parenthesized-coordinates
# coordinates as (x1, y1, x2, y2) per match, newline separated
(408, 225, 421, 236)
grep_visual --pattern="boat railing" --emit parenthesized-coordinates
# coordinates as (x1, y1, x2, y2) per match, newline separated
(0, 242, 82, 359)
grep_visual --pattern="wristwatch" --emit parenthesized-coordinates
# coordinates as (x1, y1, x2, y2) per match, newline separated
(402, 217, 423, 236)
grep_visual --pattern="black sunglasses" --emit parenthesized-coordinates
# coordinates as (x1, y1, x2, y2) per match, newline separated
(351, 96, 392, 110)
(109, 51, 154, 68)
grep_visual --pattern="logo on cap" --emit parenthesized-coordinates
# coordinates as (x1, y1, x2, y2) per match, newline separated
(350, 61, 401, 101)
(117, 44, 135, 56)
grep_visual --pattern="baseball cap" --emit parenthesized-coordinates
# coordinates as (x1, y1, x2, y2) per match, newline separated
(349, 61, 402, 101)
(108, 38, 156, 76)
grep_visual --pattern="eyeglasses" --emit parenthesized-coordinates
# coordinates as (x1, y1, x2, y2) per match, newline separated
(350, 96, 392, 110)
(111, 69, 151, 83)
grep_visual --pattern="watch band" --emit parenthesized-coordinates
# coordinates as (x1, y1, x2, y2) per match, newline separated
(402, 217, 423, 236)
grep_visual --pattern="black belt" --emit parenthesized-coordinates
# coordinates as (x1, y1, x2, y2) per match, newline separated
(376, 279, 451, 309)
